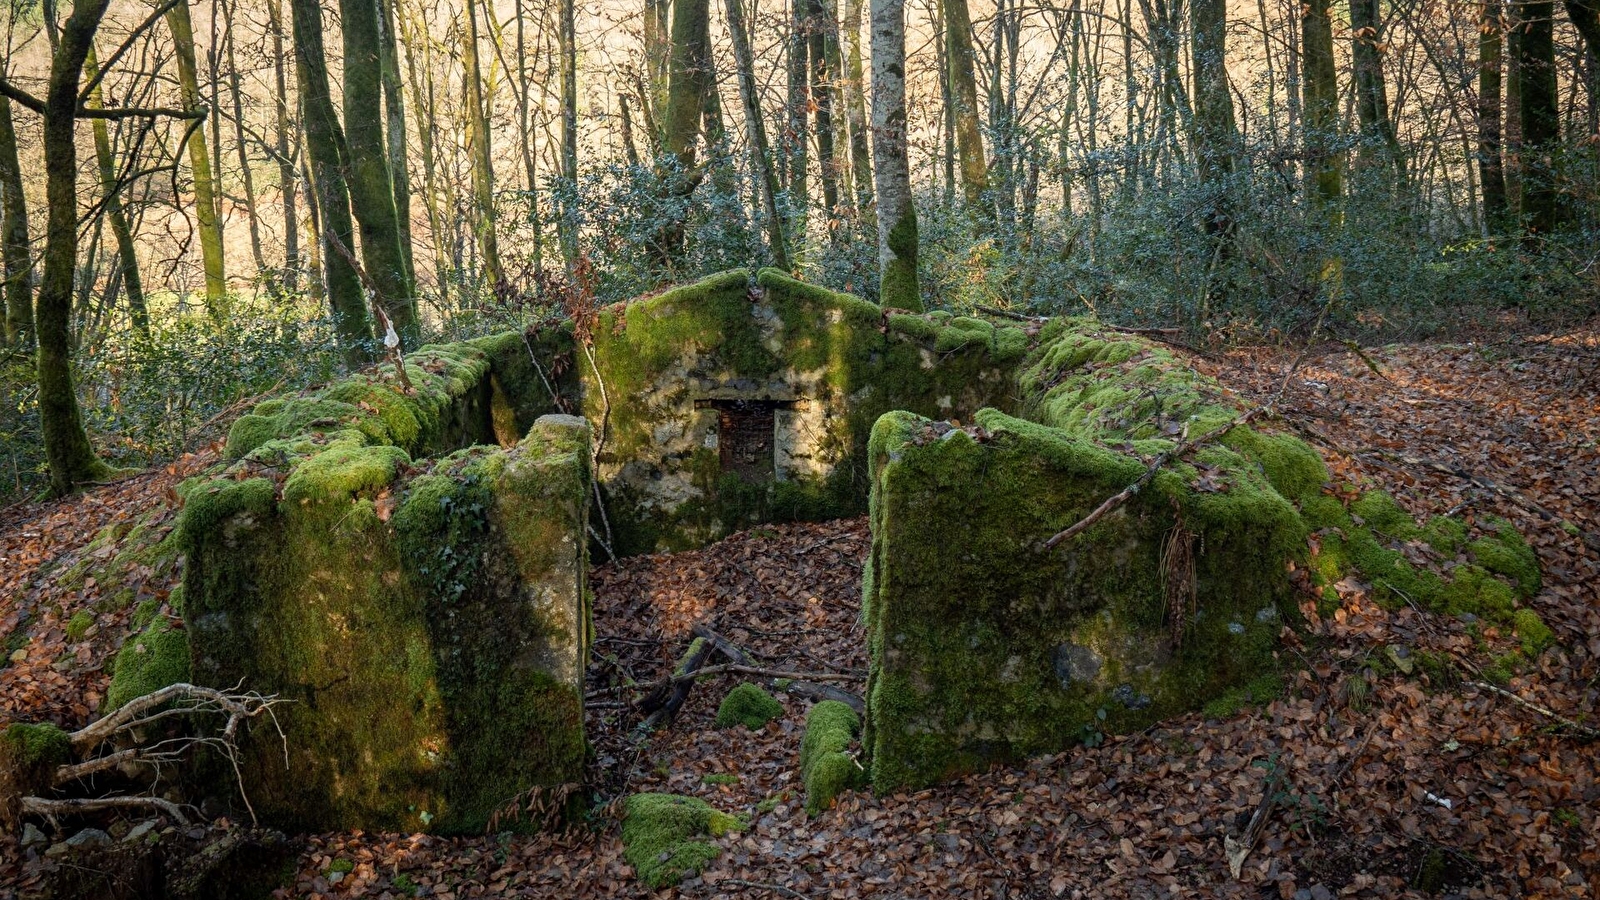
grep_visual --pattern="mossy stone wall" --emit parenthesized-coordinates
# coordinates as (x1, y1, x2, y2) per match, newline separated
(181, 414, 590, 834)
(584, 268, 1030, 555)
(863, 409, 1299, 792)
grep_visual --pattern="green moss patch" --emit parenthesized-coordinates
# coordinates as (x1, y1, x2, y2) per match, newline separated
(0, 722, 72, 827)
(105, 619, 190, 711)
(715, 682, 784, 730)
(620, 793, 744, 889)
(799, 701, 863, 816)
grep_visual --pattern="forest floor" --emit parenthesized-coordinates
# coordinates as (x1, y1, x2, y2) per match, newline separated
(1, 322, 1597, 899)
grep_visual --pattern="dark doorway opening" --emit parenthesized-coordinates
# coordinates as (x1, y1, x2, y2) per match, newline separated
(695, 399, 796, 481)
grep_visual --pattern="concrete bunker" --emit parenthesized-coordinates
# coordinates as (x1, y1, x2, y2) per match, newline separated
(168, 268, 1542, 832)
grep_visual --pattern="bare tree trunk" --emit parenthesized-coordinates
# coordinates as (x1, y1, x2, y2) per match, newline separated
(725, 0, 790, 269)
(514, 0, 543, 275)
(168, 0, 229, 310)
(1517, 0, 1563, 236)
(1350, 0, 1403, 186)
(558, 0, 579, 270)
(870, 0, 919, 310)
(842, 0, 873, 224)
(84, 46, 148, 336)
(397, 2, 452, 305)
(786, 0, 811, 234)
(267, 0, 300, 288)
(0, 95, 33, 346)
(339, 0, 418, 342)
(1191, 0, 1237, 238)
(461, 0, 505, 289)
(810, 0, 841, 230)
(944, 0, 988, 216)
(37, 0, 117, 494)
(1301, 0, 1341, 211)
(222, 0, 268, 273)
(291, 0, 373, 362)
(1478, 2, 1509, 233)
(378, 0, 419, 293)
(653, 0, 713, 266)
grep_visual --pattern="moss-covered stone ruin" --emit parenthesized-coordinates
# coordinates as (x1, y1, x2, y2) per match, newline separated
(157, 268, 1544, 836)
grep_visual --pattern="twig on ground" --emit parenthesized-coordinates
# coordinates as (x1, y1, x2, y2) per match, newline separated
(716, 878, 815, 899)
(1466, 681, 1600, 740)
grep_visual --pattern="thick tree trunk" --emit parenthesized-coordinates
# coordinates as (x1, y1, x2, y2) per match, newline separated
(1350, 0, 1403, 184)
(944, 0, 988, 215)
(1478, 2, 1509, 233)
(0, 96, 33, 346)
(84, 46, 147, 336)
(1301, 0, 1341, 209)
(869, 0, 920, 310)
(267, 0, 300, 288)
(653, 0, 713, 266)
(1517, 0, 1564, 236)
(339, 0, 418, 343)
(38, 0, 117, 495)
(1190, 0, 1237, 237)
(168, 0, 228, 310)
(290, 0, 373, 363)
(1567, 1, 1600, 57)
(725, 0, 790, 269)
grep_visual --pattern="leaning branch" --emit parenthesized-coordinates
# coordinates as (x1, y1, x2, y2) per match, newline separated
(1467, 681, 1600, 741)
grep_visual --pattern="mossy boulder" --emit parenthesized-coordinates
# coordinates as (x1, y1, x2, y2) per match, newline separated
(180, 415, 592, 833)
(715, 682, 784, 730)
(799, 701, 863, 815)
(620, 793, 744, 888)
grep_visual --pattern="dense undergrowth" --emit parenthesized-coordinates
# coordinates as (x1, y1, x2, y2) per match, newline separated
(3, 157, 1595, 504)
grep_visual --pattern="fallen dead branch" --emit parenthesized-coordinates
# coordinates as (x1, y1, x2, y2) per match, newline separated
(1224, 753, 1292, 879)
(1466, 681, 1600, 741)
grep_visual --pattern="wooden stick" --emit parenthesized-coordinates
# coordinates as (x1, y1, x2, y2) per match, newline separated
(1466, 681, 1600, 740)
(22, 795, 191, 826)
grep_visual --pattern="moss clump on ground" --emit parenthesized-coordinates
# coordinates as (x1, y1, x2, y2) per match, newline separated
(104, 619, 190, 711)
(715, 683, 784, 730)
(799, 701, 863, 816)
(65, 610, 95, 641)
(0, 722, 72, 828)
(620, 793, 744, 889)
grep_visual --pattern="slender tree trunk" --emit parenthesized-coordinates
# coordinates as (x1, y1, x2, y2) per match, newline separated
(268, 0, 300, 288)
(378, 0, 419, 293)
(1479, 2, 1509, 233)
(810, 0, 840, 227)
(84, 46, 148, 336)
(842, 0, 873, 223)
(725, 0, 790, 269)
(1302, 0, 1341, 210)
(37, 0, 117, 494)
(1567, 1, 1600, 60)
(644, 0, 672, 145)
(870, 0, 919, 310)
(1506, 3, 1523, 217)
(168, 0, 228, 309)
(0, 96, 33, 346)
(339, 0, 418, 342)
(460, 0, 504, 289)
(1191, 0, 1238, 237)
(558, 0, 578, 270)
(222, 0, 268, 273)
(1517, 0, 1563, 235)
(1350, 0, 1403, 185)
(513, 0, 542, 274)
(291, 0, 373, 362)
(944, 0, 988, 216)
(786, 0, 811, 228)
(397, 4, 451, 305)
